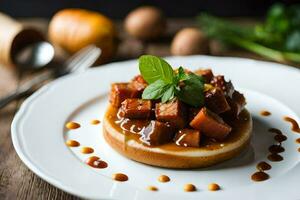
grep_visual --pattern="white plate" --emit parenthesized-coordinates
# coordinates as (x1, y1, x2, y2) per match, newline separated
(12, 56, 300, 200)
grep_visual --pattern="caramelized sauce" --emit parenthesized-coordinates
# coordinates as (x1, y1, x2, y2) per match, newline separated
(268, 153, 283, 162)
(66, 140, 80, 147)
(66, 122, 80, 130)
(260, 110, 271, 116)
(90, 119, 100, 125)
(106, 106, 251, 151)
(268, 128, 283, 135)
(256, 161, 271, 171)
(296, 138, 300, 143)
(112, 173, 128, 182)
(268, 145, 285, 153)
(251, 171, 269, 182)
(158, 175, 170, 183)
(81, 147, 94, 154)
(184, 184, 196, 192)
(208, 183, 220, 191)
(147, 186, 158, 191)
(85, 156, 108, 169)
(284, 116, 300, 133)
(274, 134, 287, 142)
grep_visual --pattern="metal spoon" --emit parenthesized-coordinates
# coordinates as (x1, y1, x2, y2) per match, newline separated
(13, 41, 55, 69)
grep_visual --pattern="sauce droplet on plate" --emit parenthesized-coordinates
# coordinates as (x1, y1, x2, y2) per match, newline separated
(251, 171, 269, 182)
(260, 110, 271, 116)
(284, 116, 300, 133)
(147, 186, 158, 191)
(268, 145, 285, 153)
(66, 140, 80, 147)
(90, 119, 100, 125)
(81, 147, 94, 154)
(296, 138, 300, 143)
(85, 156, 108, 168)
(256, 161, 271, 171)
(158, 175, 170, 183)
(274, 134, 287, 142)
(184, 184, 196, 192)
(66, 122, 80, 130)
(268, 128, 283, 135)
(298, 147, 300, 152)
(112, 173, 128, 182)
(208, 183, 220, 191)
(268, 153, 283, 162)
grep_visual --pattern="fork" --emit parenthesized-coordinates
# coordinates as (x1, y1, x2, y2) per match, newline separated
(0, 45, 101, 109)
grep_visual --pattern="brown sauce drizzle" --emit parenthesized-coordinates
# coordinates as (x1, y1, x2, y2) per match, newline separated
(256, 161, 271, 171)
(85, 156, 108, 169)
(284, 116, 300, 133)
(184, 184, 196, 192)
(251, 171, 269, 182)
(267, 128, 286, 162)
(66, 140, 80, 147)
(298, 147, 300, 152)
(112, 173, 128, 182)
(66, 122, 80, 130)
(208, 183, 220, 191)
(81, 147, 94, 154)
(296, 138, 300, 143)
(268, 153, 283, 162)
(268, 145, 285, 153)
(158, 175, 170, 183)
(90, 119, 100, 125)
(147, 186, 158, 191)
(260, 110, 271, 116)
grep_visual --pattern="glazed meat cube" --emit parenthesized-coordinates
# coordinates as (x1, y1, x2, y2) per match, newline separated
(155, 99, 187, 129)
(129, 75, 148, 97)
(194, 69, 214, 83)
(110, 83, 139, 107)
(140, 120, 175, 146)
(190, 107, 232, 140)
(174, 129, 201, 147)
(210, 76, 234, 97)
(205, 88, 230, 114)
(120, 98, 152, 119)
(225, 91, 246, 118)
(188, 107, 201, 122)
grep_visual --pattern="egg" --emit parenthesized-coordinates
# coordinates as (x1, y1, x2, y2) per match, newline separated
(171, 28, 209, 55)
(125, 6, 166, 40)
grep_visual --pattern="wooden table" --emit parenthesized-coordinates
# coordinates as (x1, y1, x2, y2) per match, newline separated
(0, 18, 280, 199)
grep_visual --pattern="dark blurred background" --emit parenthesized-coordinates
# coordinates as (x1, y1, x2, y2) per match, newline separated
(0, 0, 299, 18)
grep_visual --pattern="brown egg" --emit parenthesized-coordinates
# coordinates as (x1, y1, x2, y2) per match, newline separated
(171, 28, 209, 55)
(125, 6, 166, 40)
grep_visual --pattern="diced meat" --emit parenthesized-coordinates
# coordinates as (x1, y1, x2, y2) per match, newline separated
(205, 88, 230, 114)
(174, 129, 201, 147)
(210, 75, 234, 97)
(140, 120, 175, 146)
(188, 107, 201, 122)
(194, 69, 214, 83)
(110, 83, 140, 107)
(155, 99, 187, 129)
(119, 98, 152, 119)
(190, 107, 232, 140)
(128, 75, 148, 97)
(225, 91, 246, 118)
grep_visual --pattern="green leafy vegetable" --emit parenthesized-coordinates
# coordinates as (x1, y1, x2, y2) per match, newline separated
(198, 4, 300, 64)
(139, 55, 174, 84)
(139, 55, 204, 106)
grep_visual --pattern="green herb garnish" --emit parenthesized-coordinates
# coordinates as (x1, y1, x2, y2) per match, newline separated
(139, 55, 204, 106)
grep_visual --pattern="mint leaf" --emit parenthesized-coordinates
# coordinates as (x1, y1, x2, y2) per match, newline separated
(161, 85, 175, 103)
(139, 55, 174, 84)
(177, 73, 205, 107)
(142, 80, 169, 100)
(176, 66, 189, 81)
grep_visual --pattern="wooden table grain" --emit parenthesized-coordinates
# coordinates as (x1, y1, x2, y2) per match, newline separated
(0, 18, 275, 200)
